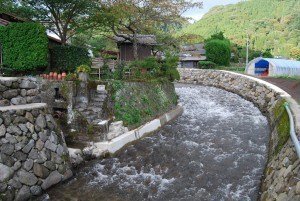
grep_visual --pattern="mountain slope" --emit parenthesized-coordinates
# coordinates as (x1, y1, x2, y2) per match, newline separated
(178, 0, 300, 57)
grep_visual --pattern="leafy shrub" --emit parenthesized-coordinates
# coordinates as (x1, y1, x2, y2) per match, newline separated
(197, 61, 217, 69)
(205, 39, 231, 66)
(76, 65, 91, 73)
(65, 73, 78, 81)
(50, 45, 91, 73)
(161, 52, 180, 81)
(0, 22, 48, 72)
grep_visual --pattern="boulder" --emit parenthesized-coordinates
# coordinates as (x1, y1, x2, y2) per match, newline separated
(0, 163, 14, 182)
(17, 170, 38, 186)
(35, 114, 46, 129)
(19, 79, 36, 89)
(11, 97, 26, 105)
(23, 159, 34, 171)
(41, 170, 62, 190)
(15, 185, 31, 201)
(30, 185, 42, 196)
(25, 112, 34, 123)
(26, 122, 35, 133)
(0, 124, 6, 137)
(1, 144, 14, 155)
(3, 89, 18, 99)
(22, 139, 35, 154)
(7, 126, 22, 135)
(33, 163, 50, 179)
(0, 99, 10, 106)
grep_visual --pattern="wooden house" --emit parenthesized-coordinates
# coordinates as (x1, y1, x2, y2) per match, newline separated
(179, 43, 206, 68)
(114, 34, 157, 61)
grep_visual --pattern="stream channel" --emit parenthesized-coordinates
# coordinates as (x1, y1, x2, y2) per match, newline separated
(43, 84, 269, 201)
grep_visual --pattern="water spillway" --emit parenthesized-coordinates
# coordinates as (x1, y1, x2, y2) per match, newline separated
(45, 84, 269, 201)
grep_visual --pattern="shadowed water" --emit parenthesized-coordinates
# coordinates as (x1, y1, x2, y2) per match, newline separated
(44, 84, 269, 201)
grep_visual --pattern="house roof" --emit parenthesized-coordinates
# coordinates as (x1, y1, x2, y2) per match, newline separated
(114, 34, 157, 45)
(180, 56, 206, 61)
(0, 18, 9, 26)
(47, 35, 62, 44)
(0, 12, 29, 23)
(180, 43, 206, 55)
(0, 12, 62, 44)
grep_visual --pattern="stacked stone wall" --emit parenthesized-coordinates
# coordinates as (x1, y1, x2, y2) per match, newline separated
(0, 78, 41, 107)
(178, 68, 300, 200)
(0, 77, 73, 201)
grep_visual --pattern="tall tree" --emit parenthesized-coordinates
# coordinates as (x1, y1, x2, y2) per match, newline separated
(92, 0, 202, 60)
(21, 0, 95, 44)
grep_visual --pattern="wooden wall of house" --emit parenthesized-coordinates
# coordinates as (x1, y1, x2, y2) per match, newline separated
(119, 44, 152, 61)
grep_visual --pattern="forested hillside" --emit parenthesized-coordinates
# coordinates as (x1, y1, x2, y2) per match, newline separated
(178, 0, 300, 57)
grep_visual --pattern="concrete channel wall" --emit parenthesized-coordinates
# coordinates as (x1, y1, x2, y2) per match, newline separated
(178, 68, 300, 201)
(0, 77, 73, 201)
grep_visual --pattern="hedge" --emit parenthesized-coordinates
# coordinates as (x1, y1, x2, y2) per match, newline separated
(50, 45, 91, 73)
(197, 61, 217, 69)
(205, 39, 231, 66)
(0, 22, 48, 71)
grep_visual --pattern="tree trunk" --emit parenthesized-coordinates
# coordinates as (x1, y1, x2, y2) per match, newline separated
(133, 33, 138, 60)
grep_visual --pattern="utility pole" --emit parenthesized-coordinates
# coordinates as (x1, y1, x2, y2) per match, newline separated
(246, 33, 249, 66)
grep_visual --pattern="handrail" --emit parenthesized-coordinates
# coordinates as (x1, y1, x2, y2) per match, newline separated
(284, 102, 300, 159)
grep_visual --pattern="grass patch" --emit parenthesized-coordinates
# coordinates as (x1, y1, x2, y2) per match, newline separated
(272, 75, 300, 80)
(213, 63, 246, 73)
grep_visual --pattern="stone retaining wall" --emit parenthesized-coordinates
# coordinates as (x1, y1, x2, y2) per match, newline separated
(178, 68, 300, 201)
(0, 77, 42, 107)
(0, 77, 73, 201)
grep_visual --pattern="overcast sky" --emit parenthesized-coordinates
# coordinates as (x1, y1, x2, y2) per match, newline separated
(183, 0, 243, 22)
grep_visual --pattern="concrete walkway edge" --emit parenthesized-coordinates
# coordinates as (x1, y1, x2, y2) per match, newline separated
(93, 105, 183, 154)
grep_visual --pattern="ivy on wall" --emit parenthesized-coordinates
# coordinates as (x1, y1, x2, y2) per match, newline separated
(50, 45, 91, 73)
(0, 22, 48, 71)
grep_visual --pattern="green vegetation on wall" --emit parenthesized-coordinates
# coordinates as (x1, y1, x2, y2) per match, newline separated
(272, 99, 290, 155)
(110, 80, 178, 129)
(178, 0, 300, 57)
(50, 45, 91, 73)
(0, 22, 48, 72)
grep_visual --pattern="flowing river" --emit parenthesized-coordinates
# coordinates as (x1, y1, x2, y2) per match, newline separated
(43, 84, 269, 201)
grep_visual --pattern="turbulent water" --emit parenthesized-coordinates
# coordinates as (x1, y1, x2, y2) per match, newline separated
(44, 84, 269, 201)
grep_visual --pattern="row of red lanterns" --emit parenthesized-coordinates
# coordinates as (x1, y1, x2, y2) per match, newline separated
(40, 72, 67, 80)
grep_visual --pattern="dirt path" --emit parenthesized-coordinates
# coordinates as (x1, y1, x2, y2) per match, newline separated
(259, 77, 300, 103)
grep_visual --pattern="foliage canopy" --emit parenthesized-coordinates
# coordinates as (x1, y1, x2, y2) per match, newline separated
(0, 22, 48, 72)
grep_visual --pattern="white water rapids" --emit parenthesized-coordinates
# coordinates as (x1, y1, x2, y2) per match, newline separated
(43, 84, 269, 201)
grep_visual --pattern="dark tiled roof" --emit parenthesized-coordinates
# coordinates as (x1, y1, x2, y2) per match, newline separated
(114, 34, 157, 45)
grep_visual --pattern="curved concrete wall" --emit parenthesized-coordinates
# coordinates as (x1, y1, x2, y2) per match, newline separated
(178, 68, 300, 200)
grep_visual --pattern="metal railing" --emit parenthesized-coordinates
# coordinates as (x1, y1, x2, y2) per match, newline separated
(284, 102, 300, 159)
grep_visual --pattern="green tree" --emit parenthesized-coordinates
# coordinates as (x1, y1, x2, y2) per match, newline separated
(289, 47, 300, 60)
(91, 0, 202, 60)
(21, 0, 95, 44)
(161, 52, 180, 81)
(205, 39, 231, 66)
(262, 49, 274, 58)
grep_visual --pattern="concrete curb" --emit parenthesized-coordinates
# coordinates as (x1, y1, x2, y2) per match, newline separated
(0, 103, 47, 111)
(92, 105, 183, 155)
